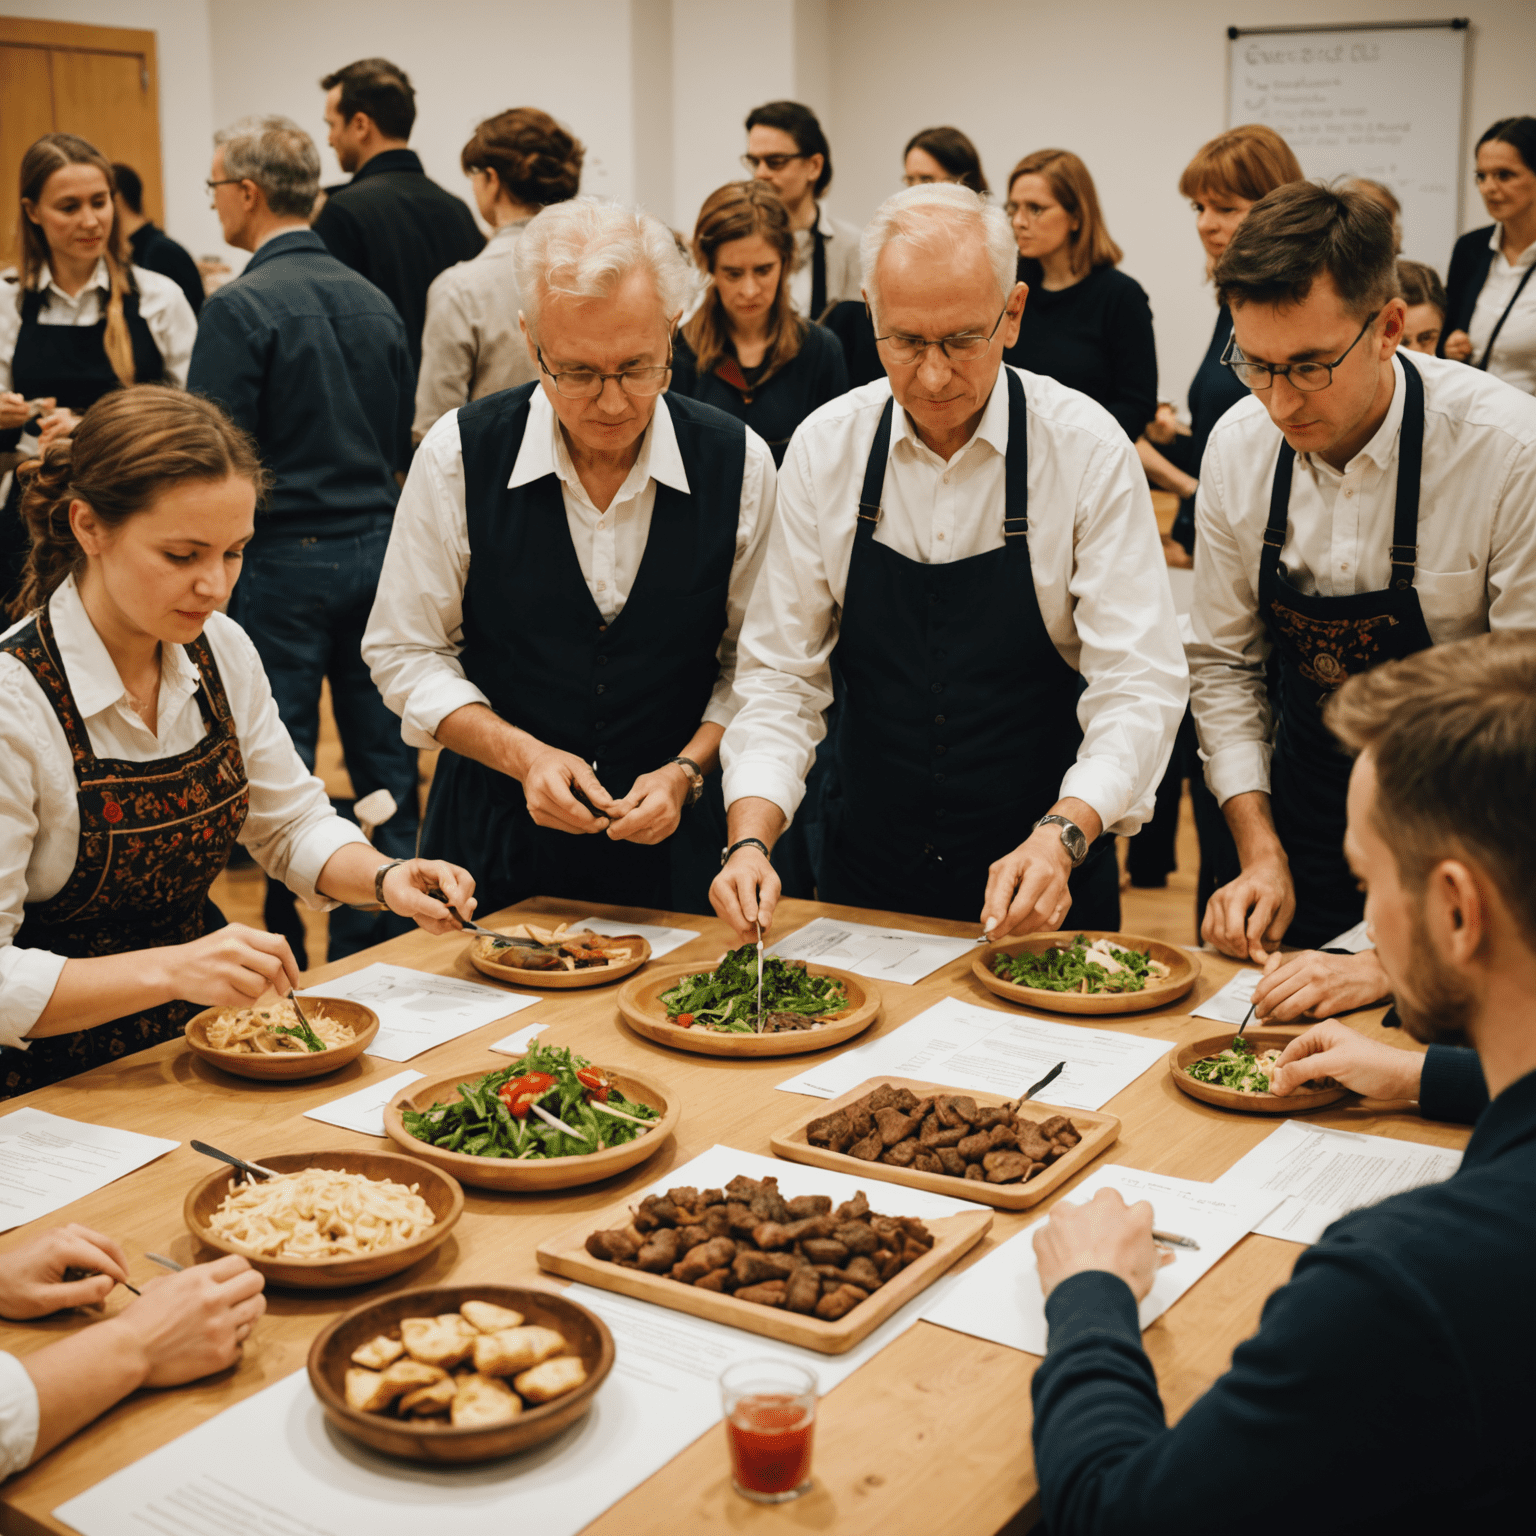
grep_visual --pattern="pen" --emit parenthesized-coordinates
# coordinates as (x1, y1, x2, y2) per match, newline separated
(1152, 1229, 1200, 1251)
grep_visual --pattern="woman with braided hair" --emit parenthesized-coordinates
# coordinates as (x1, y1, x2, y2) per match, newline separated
(0, 388, 477, 1095)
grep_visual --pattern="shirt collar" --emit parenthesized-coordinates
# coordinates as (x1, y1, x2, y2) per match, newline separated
(508, 388, 690, 504)
(890, 364, 1012, 467)
(47, 575, 200, 724)
(243, 227, 326, 273)
(1301, 351, 1406, 477)
(351, 147, 423, 182)
(487, 219, 530, 249)
(1460, 1063, 1536, 1170)
(36, 258, 110, 303)
(1489, 222, 1536, 270)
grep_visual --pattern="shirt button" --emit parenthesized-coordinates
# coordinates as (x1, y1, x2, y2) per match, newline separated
(1344, 490, 1353, 498)
(930, 683, 943, 694)
(936, 532, 946, 542)
(933, 772, 945, 783)
(933, 743, 946, 756)
(596, 655, 608, 666)
(597, 580, 607, 591)
(594, 720, 606, 730)
(595, 683, 606, 694)
(934, 714, 945, 725)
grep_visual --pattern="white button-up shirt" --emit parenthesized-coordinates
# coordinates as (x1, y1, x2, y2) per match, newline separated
(1468, 223, 1536, 395)
(788, 206, 863, 318)
(0, 1353, 37, 1480)
(1188, 349, 1536, 805)
(0, 578, 370, 1045)
(363, 388, 776, 750)
(721, 366, 1188, 833)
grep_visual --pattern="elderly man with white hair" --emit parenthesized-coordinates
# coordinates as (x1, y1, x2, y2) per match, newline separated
(363, 197, 775, 914)
(711, 183, 1187, 940)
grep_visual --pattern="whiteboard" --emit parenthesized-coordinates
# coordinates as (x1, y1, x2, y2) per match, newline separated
(1228, 23, 1467, 269)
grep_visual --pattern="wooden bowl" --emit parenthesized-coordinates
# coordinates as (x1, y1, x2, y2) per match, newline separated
(183, 998, 379, 1080)
(184, 1150, 463, 1288)
(616, 961, 880, 1057)
(468, 930, 651, 989)
(308, 1283, 614, 1464)
(769, 1075, 1121, 1211)
(974, 931, 1199, 1015)
(1169, 1028, 1349, 1114)
(383, 1064, 678, 1192)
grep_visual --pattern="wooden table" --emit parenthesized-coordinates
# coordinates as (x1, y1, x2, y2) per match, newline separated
(0, 897, 1469, 1536)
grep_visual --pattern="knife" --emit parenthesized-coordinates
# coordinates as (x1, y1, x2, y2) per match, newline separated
(1018, 1060, 1066, 1104)
(191, 1140, 282, 1182)
(424, 889, 550, 947)
(755, 916, 765, 1027)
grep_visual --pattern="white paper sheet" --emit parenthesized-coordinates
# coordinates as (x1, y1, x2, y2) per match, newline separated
(300, 963, 534, 1062)
(489, 1021, 549, 1056)
(303, 1070, 426, 1139)
(774, 996, 1174, 1112)
(1189, 967, 1263, 1025)
(1215, 1119, 1462, 1245)
(54, 1151, 975, 1536)
(569, 916, 701, 960)
(765, 915, 974, 986)
(921, 1164, 1281, 1356)
(0, 1108, 178, 1234)
(1321, 920, 1374, 953)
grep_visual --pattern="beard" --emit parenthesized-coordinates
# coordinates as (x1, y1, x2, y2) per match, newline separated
(1394, 904, 1476, 1048)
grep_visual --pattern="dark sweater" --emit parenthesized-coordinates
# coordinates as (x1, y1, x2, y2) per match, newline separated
(1169, 304, 1251, 553)
(312, 148, 484, 367)
(1002, 259, 1157, 440)
(1032, 1048, 1524, 1536)
(127, 222, 204, 316)
(1442, 224, 1496, 353)
(669, 321, 849, 465)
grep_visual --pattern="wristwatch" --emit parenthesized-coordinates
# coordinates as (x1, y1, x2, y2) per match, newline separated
(373, 858, 408, 912)
(666, 756, 705, 807)
(1033, 814, 1088, 868)
(720, 837, 771, 869)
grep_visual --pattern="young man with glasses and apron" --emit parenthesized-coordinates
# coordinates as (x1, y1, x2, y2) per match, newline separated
(1188, 181, 1536, 1025)
(363, 200, 774, 917)
(711, 184, 1185, 946)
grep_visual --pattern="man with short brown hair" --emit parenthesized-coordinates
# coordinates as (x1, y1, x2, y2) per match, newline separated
(1031, 629, 1536, 1533)
(1186, 180, 1536, 1024)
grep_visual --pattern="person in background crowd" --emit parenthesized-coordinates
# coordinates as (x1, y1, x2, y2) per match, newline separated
(1, 135, 196, 604)
(1030, 631, 1536, 1534)
(1127, 125, 1302, 911)
(1189, 182, 1536, 1028)
(1001, 149, 1156, 444)
(1398, 259, 1447, 355)
(711, 184, 1185, 943)
(313, 57, 484, 367)
(1342, 175, 1403, 252)
(1443, 116, 1536, 395)
(109, 163, 204, 317)
(364, 198, 775, 918)
(672, 182, 848, 466)
(0, 389, 475, 1095)
(903, 127, 989, 194)
(743, 101, 860, 320)
(414, 109, 584, 444)
(0, 1228, 264, 1480)
(189, 116, 418, 966)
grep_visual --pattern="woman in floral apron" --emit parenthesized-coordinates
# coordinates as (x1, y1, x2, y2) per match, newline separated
(0, 387, 477, 1097)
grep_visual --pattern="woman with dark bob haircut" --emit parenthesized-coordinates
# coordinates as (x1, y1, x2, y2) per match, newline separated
(903, 127, 989, 195)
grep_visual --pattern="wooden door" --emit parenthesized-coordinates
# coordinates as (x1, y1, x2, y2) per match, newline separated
(0, 18, 163, 261)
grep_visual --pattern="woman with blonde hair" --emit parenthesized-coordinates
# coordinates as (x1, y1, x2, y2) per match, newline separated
(0, 387, 476, 1096)
(0, 134, 197, 602)
(1000, 148, 1156, 442)
(671, 180, 847, 466)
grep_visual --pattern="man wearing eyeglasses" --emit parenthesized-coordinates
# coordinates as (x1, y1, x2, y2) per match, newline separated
(744, 102, 862, 321)
(1188, 179, 1536, 1024)
(711, 183, 1186, 942)
(362, 198, 774, 916)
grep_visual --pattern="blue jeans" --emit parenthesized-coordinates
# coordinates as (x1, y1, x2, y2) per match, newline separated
(229, 522, 418, 960)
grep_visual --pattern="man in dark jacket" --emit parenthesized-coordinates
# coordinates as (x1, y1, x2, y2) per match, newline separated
(111, 161, 204, 316)
(313, 58, 484, 367)
(190, 114, 417, 964)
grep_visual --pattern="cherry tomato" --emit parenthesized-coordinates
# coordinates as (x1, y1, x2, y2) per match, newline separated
(576, 1066, 610, 1102)
(675, 1013, 694, 1028)
(497, 1071, 556, 1117)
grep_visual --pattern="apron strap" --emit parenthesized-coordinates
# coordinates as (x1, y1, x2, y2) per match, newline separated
(21, 609, 100, 770)
(1001, 368, 1030, 546)
(810, 218, 828, 321)
(1262, 440, 1295, 586)
(855, 398, 894, 537)
(1475, 261, 1536, 371)
(1390, 354, 1425, 590)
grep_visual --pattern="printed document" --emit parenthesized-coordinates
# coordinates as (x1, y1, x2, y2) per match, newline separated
(767, 915, 975, 986)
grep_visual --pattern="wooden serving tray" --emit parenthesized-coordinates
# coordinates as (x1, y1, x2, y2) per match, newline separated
(616, 960, 880, 1057)
(536, 1195, 991, 1354)
(468, 931, 651, 989)
(769, 1076, 1119, 1211)
(1169, 1028, 1350, 1114)
(974, 931, 1200, 1015)
(183, 998, 379, 1080)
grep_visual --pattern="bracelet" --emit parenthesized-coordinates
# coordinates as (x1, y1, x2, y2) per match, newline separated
(719, 837, 770, 870)
(666, 756, 705, 807)
(373, 858, 408, 912)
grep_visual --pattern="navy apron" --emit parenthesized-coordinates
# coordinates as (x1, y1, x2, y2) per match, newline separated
(1262, 354, 1433, 949)
(819, 369, 1119, 926)
(420, 385, 745, 915)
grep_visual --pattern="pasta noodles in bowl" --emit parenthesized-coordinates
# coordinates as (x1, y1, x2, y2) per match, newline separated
(203, 1000, 355, 1055)
(184, 997, 378, 1080)
(208, 1167, 436, 1261)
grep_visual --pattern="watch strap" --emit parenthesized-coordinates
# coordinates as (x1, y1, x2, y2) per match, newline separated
(667, 757, 705, 807)
(720, 837, 770, 869)
(373, 858, 408, 911)
(1033, 814, 1088, 868)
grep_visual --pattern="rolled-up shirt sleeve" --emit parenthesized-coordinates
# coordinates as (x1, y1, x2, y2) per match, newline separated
(1186, 441, 1275, 805)
(0, 1352, 39, 1479)
(363, 411, 491, 749)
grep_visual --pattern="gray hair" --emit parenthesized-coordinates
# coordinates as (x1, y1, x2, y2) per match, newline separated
(860, 183, 1017, 322)
(214, 115, 320, 219)
(513, 196, 699, 343)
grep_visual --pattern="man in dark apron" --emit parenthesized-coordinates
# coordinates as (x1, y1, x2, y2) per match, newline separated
(363, 200, 774, 917)
(711, 184, 1187, 941)
(1188, 180, 1536, 1023)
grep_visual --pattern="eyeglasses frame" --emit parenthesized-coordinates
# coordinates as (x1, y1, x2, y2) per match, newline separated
(1221, 310, 1382, 392)
(872, 302, 1011, 365)
(536, 345, 675, 400)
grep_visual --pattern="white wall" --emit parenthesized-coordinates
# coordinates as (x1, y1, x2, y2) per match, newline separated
(5, 0, 223, 259)
(828, 0, 1536, 401)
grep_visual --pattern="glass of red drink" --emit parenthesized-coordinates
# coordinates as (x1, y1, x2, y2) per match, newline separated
(719, 1358, 819, 1503)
